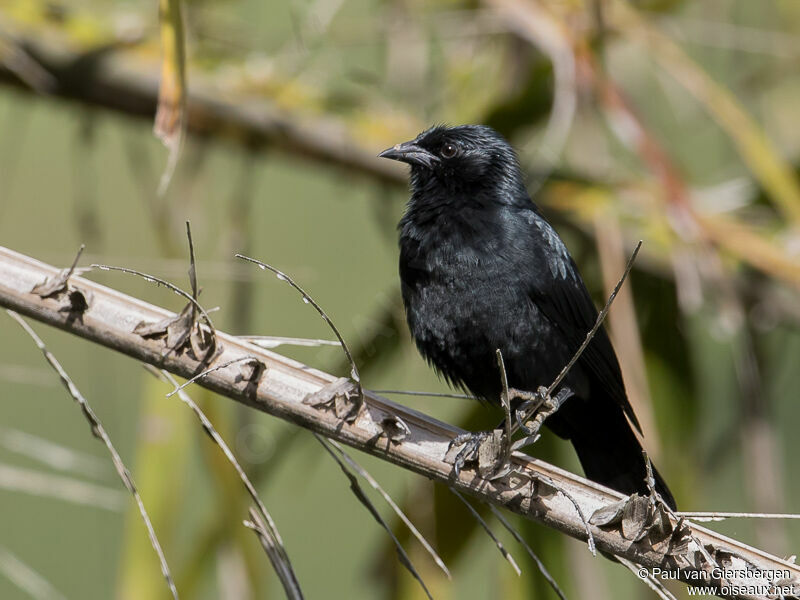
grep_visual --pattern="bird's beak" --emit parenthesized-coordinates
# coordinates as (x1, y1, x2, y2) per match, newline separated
(378, 141, 438, 169)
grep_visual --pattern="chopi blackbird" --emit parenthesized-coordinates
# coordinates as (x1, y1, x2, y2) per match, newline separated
(379, 124, 676, 509)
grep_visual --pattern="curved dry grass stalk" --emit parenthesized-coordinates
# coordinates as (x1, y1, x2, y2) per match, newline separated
(617, 556, 678, 600)
(678, 512, 800, 522)
(548, 240, 642, 399)
(315, 434, 434, 600)
(90, 264, 217, 341)
(513, 241, 642, 434)
(236, 254, 362, 400)
(242, 507, 303, 599)
(488, 504, 567, 599)
(325, 438, 451, 580)
(452, 489, 521, 576)
(164, 356, 256, 399)
(371, 389, 476, 400)
(154, 368, 304, 599)
(6, 310, 179, 600)
(239, 335, 341, 349)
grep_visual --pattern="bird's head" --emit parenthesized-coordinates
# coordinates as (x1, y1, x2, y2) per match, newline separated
(379, 125, 526, 199)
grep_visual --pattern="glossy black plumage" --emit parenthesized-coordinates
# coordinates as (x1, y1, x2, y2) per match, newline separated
(381, 125, 675, 508)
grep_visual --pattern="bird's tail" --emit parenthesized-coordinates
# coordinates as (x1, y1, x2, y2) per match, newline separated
(560, 400, 677, 510)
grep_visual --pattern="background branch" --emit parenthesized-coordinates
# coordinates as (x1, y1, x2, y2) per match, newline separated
(0, 36, 404, 186)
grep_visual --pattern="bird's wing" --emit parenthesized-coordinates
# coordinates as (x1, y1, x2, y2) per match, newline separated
(525, 218, 642, 434)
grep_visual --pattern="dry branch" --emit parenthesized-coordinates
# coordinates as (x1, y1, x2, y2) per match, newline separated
(0, 246, 798, 600)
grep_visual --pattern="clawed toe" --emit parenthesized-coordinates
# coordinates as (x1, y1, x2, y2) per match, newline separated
(446, 430, 507, 477)
(445, 387, 575, 476)
(448, 431, 488, 476)
(514, 386, 574, 438)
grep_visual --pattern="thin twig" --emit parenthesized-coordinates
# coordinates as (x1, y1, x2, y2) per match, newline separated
(243, 507, 304, 600)
(155, 368, 303, 599)
(326, 439, 451, 580)
(496, 349, 513, 469)
(65, 244, 85, 280)
(315, 434, 433, 600)
(514, 241, 643, 432)
(547, 240, 643, 398)
(451, 488, 521, 576)
(371, 389, 476, 400)
(164, 356, 256, 399)
(6, 310, 179, 599)
(30, 244, 88, 297)
(533, 472, 597, 557)
(239, 335, 341, 348)
(91, 263, 216, 337)
(185, 221, 199, 306)
(487, 505, 567, 600)
(677, 512, 800, 522)
(236, 254, 363, 400)
(617, 556, 678, 600)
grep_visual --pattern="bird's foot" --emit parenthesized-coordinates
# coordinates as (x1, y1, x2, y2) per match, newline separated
(444, 387, 574, 477)
(512, 386, 574, 445)
(445, 429, 509, 478)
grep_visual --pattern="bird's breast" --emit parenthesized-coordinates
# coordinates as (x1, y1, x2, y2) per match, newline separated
(399, 230, 550, 397)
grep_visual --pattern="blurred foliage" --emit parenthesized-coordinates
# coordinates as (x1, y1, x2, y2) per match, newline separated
(0, 0, 799, 599)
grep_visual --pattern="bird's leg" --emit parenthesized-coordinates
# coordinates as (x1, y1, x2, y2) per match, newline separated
(513, 386, 574, 441)
(446, 387, 575, 477)
(446, 348, 516, 479)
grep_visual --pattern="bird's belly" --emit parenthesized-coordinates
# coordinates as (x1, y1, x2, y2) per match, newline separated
(403, 272, 569, 401)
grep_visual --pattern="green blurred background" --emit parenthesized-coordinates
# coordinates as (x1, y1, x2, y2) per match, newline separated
(0, 0, 799, 598)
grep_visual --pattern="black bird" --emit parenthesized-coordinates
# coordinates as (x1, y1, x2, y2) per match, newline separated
(379, 124, 676, 508)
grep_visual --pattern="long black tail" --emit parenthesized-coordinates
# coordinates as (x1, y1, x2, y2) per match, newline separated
(554, 399, 677, 509)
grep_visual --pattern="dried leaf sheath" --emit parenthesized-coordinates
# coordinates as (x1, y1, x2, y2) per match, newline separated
(155, 0, 187, 195)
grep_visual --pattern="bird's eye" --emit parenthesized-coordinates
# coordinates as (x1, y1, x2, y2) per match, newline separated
(440, 142, 458, 158)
